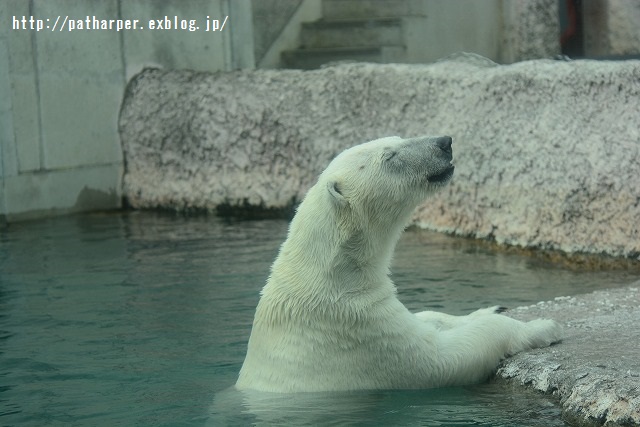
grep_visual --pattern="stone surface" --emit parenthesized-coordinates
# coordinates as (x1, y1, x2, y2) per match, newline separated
(499, 285, 640, 426)
(119, 57, 640, 256)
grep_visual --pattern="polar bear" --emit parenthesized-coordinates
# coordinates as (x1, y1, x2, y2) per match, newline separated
(236, 135, 562, 393)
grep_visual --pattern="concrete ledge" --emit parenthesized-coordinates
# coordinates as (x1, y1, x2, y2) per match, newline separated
(119, 57, 640, 257)
(500, 285, 640, 426)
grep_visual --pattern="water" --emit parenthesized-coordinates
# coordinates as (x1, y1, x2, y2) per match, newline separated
(1, 211, 637, 426)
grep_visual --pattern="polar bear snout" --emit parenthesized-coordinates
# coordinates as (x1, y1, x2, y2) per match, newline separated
(435, 136, 453, 155)
(422, 136, 454, 184)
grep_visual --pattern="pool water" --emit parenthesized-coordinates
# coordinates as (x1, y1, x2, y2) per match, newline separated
(1, 211, 637, 426)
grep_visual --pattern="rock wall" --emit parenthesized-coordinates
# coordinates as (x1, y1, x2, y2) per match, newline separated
(119, 56, 640, 257)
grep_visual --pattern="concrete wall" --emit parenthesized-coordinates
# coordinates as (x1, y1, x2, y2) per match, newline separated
(251, 0, 302, 65)
(256, 0, 560, 69)
(500, 0, 561, 62)
(399, 0, 561, 63)
(0, 0, 254, 222)
(583, 0, 640, 58)
(255, 0, 322, 68)
(403, 0, 505, 64)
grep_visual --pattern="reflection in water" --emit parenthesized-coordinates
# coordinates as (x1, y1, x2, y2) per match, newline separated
(210, 383, 566, 426)
(0, 211, 637, 425)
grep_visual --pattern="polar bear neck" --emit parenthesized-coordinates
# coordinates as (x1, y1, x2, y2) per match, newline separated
(265, 184, 413, 303)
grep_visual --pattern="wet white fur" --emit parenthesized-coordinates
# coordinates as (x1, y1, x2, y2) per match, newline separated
(236, 136, 562, 392)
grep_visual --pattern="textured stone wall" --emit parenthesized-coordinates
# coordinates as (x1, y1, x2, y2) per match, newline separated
(119, 57, 640, 257)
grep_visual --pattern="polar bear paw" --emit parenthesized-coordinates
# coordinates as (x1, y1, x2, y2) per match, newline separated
(524, 318, 563, 349)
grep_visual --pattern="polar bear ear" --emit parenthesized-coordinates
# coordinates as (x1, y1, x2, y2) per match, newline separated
(327, 181, 348, 206)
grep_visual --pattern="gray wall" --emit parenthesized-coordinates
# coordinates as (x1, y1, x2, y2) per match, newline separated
(583, 0, 640, 58)
(253, 0, 561, 69)
(0, 0, 254, 222)
(252, 0, 639, 69)
(252, 0, 302, 65)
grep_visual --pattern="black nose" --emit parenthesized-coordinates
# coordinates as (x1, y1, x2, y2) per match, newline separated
(436, 136, 452, 154)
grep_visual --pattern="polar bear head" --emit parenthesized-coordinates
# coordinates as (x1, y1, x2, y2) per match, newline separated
(328, 136, 454, 212)
(278, 135, 454, 283)
(318, 135, 453, 227)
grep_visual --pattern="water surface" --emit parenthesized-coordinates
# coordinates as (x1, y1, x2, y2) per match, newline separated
(1, 211, 637, 425)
